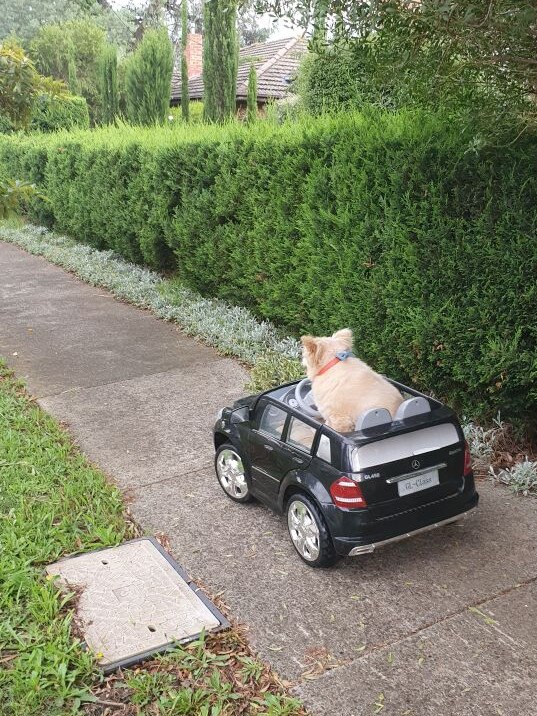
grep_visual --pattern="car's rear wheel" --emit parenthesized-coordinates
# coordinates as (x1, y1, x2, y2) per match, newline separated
(215, 443, 252, 503)
(286, 493, 339, 567)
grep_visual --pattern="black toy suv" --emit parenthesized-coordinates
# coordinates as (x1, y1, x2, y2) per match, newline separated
(213, 378, 478, 567)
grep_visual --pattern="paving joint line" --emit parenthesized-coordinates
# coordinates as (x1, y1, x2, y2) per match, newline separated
(296, 573, 537, 687)
(128, 464, 214, 490)
(36, 361, 226, 401)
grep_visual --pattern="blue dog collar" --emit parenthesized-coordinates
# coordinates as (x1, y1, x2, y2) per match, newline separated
(335, 350, 354, 361)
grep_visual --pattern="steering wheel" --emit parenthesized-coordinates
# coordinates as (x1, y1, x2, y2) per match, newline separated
(294, 379, 323, 419)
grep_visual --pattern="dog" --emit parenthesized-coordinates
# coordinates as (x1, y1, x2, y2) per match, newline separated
(300, 328, 403, 432)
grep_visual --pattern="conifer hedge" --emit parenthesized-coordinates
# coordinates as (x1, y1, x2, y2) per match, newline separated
(1, 111, 535, 429)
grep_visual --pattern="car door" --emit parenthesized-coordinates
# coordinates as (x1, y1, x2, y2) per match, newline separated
(283, 416, 318, 476)
(248, 400, 291, 502)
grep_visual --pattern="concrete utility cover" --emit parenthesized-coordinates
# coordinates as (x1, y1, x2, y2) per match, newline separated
(46, 538, 227, 671)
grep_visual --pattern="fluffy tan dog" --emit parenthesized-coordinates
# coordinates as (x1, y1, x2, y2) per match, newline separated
(301, 328, 403, 432)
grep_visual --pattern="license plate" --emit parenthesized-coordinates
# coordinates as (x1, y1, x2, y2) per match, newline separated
(397, 470, 439, 497)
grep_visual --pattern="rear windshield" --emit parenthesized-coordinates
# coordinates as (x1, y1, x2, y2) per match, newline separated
(350, 423, 460, 471)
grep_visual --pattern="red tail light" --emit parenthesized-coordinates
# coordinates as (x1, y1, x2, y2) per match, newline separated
(463, 440, 472, 476)
(330, 477, 367, 509)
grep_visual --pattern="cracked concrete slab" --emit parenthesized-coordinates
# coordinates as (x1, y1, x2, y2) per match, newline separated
(39, 360, 246, 489)
(295, 583, 537, 716)
(2, 241, 537, 715)
(0, 242, 224, 397)
(130, 477, 537, 686)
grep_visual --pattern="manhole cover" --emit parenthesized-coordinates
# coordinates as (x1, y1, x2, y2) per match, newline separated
(46, 537, 229, 672)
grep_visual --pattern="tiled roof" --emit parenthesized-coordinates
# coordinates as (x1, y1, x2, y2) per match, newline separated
(171, 36, 307, 103)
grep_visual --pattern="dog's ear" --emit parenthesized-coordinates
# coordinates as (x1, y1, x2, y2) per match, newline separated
(300, 335, 320, 357)
(332, 328, 353, 348)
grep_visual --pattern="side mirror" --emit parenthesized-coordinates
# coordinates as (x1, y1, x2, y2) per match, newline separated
(230, 406, 250, 425)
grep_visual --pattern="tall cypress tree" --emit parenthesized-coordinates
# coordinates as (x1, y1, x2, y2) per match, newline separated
(202, 0, 238, 123)
(125, 27, 173, 125)
(246, 61, 257, 124)
(67, 54, 79, 95)
(100, 44, 119, 125)
(181, 0, 190, 121)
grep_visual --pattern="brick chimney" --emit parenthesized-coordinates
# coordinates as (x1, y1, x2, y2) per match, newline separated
(184, 34, 203, 79)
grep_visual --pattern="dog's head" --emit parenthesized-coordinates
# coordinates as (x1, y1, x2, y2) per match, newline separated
(300, 328, 353, 375)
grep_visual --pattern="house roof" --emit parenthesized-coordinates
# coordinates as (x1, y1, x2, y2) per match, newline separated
(171, 36, 307, 103)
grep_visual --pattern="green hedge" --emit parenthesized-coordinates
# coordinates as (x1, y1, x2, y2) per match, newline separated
(0, 94, 90, 135)
(31, 93, 90, 132)
(0, 112, 536, 430)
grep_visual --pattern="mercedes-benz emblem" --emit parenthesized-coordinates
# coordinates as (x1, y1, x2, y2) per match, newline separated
(411, 459, 420, 470)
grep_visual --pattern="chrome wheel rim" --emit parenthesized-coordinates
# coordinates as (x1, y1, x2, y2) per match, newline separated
(287, 500, 320, 561)
(216, 449, 248, 499)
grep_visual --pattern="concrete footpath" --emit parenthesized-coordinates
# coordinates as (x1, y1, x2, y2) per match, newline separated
(2, 240, 537, 716)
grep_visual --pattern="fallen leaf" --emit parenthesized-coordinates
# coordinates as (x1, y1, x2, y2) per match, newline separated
(374, 693, 385, 713)
(468, 606, 498, 626)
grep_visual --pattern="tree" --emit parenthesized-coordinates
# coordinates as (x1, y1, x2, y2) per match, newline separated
(128, 0, 271, 57)
(125, 27, 173, 124)
(133, 0, 166, 46)
(255, 0, 537, 123)
(167, 0, 270, 47)
(246, 61, 257, 123)
(181, 0, 190, 121)
(67, 56, 79, 94)
(0, 0, 78, 44)
(236, 2, 271, 46)
(0, 41, 66, 129)
(203, 0, 238, 122)
(30, 20, 106, 123)
(0, 0, 135, 49)
(100, 44, 119, 124)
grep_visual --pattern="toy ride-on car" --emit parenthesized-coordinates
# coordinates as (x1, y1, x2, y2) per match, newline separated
(213, 378, 479, 567)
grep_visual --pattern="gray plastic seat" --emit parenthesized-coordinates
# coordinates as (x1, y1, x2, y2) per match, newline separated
(394, 396, 431, 422)
(355, 408, 393, 431)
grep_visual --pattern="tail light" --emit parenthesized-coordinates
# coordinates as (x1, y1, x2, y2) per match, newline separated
(330, 477, 367, 509)
(463, 440, 473, 476)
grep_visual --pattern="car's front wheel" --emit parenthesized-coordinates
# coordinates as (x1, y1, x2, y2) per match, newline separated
(286, 493, 339, 567)
(215, 443, 252, 503)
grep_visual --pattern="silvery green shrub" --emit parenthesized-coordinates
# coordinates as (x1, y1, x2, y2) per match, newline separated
(0, 224, 300, 366)
(462, 416, 505, 461)
(495, 459, 537, 497)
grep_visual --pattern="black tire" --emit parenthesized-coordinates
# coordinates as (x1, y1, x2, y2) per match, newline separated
(214, 443, 252, 504)
(286, 492, 339, 568)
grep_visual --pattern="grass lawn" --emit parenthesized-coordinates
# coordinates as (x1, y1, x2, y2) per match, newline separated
(0, 361, 305, 716)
